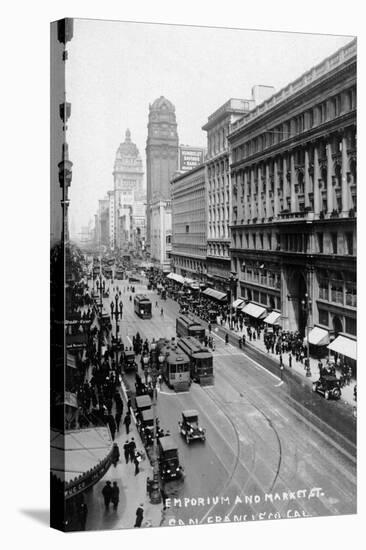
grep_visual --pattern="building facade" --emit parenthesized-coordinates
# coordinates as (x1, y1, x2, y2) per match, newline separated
(171, 164, 207, 278)
(229, 40, 356, 342)
(202, 98, 257, 292)
(113, 129, 144, 251)
(145, 96, 179, 266)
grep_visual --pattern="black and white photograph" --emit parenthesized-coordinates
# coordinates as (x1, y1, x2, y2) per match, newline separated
(49, 15, 357, 535)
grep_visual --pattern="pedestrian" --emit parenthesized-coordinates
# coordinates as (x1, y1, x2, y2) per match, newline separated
(134, 504, 144, 528)
(78, 502, 88, 530)
(123, 440, 130, 463)
(127, 398, 132, 412)
(225, 333, 229, 345)
(155, 301, 158, 308)
(160, 307, 164, 317)
(129, 437, 136, 462)
(279, 353, 283, 367)
(123, 411, 131, 434)
(102, 481, 112, 508)
(208, 322, 212, 333)
(112, 442, 120, 465)
(115, 410, 122, 431)
(133, 453, 140, 475)
(108, 415, 117, 441)
(238, 336, 242, 349)
(288, 353, 292, 368)
(111, 482, 120, 510)
(242, 334, 246, 346)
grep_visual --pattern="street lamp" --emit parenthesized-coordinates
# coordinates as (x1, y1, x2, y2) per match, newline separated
(148, 347, 162, 504)
(110, 293, 123, 368)
(301, 292, 312, 377)
(142, 354, 150, 384)
(228, 271, 238, 329)
(95, 276, 104, 364)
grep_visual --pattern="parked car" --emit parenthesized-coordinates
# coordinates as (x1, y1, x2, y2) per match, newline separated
(178, 409, 206, 444)
(312, 375, 342, 400)
(158, 436, 184, 481)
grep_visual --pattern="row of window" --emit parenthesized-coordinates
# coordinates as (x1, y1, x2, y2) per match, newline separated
(208, 126, 230, 157)
(231, 230, 355, 255)
(240, 285, 281, 311)
(318, 308, 356, 336)
(318, 279, 356, 307)
(232, 86, 356, 163)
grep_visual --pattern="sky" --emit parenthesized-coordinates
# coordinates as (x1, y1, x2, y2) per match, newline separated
(66, 19, 353, 236)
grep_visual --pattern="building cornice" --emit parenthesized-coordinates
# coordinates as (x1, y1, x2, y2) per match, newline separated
(229, 39, 356, 139)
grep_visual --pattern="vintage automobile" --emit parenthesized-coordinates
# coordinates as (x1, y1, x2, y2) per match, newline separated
(158, 436, 184, 481)
(178, 409, 206, 444)
(123, 350, 137, 372)
(135, 394, 152, 414)
(312, 375, 342, 400)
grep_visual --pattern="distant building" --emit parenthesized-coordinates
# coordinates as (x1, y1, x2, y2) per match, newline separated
(178, 145, 206, 172)
(229, 39, 356, 344)
(145, 96, 179, 267)
(98, 198, 110, 247)
(171, 164, 206, 278)
(113, 129, 144, 250)
(202, 96, 261, 292)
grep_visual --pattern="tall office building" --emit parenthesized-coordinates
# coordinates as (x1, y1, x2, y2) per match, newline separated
(145, 96, 179, 267)
(229, 39, 356, 350)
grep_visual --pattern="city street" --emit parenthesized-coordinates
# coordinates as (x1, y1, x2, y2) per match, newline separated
(99, 276, 356, 527)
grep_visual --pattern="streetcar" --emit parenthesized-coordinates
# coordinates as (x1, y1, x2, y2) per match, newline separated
(102, 265, 113, 279)
(176, 315, 206, 342)
(115, 267, 124, 280)
(176, 336, 214, 386)
(157, 340, 191, 392)
(134, 294, 152, 319)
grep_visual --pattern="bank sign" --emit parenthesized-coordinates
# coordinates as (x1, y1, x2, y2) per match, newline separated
(179, 147, 204, 171)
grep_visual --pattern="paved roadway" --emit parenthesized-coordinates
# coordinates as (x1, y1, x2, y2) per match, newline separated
(96, 275, 357, 527)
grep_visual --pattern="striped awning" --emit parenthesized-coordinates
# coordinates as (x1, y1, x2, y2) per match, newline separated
(241, 302, 267, 319)
(264, 311, 281, 325)
(305, 326, 329, 346)
(327, 335, 357, 360)
(166, 272, 185, 284)
(202, 288, 227, 301)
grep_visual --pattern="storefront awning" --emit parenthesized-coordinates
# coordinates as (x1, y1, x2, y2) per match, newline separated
(305, 326, 329, 346)
(232, 299, 244, 309)
(202, 288, 227, 301)
(264, 311, 281, 325)
(327, 335, 357, 360)
(241, 302, 267, 319)
(166, 272, 185, 284)
(51, 427, 113, 499)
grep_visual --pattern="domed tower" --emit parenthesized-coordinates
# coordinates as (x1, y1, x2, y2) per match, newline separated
(146, 97, 179, 250)
(112, 129, 144, 250)
(113, 128, 144, 197)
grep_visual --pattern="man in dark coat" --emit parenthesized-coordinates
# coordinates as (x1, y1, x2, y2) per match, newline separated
(128, 437, 136, 462)
(102, 481, 112, 508)
(111, 481, 120, 510)
(134, 453, 140, 475)
(123, 411, 131, 434)
(134, 504, 144, 527)
(115, 410, 122, 431)
(123, 440, 130, 463)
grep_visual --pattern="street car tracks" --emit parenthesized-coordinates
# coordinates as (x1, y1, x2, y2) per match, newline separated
(200, 386, 282, 522)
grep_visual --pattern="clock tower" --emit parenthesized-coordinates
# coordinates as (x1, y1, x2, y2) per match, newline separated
(146, 97, 179, 252)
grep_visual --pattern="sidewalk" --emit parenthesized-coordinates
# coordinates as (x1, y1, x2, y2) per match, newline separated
(83, 378, 163, 531)
(215, 320, 356, 409)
